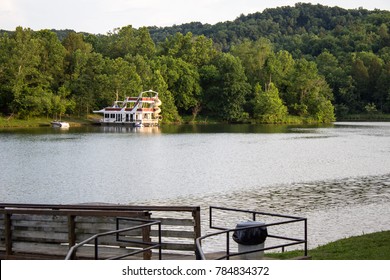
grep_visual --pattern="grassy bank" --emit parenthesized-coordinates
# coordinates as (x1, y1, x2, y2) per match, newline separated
(267, 231, 390, 260)
(0, 115, 95, 128)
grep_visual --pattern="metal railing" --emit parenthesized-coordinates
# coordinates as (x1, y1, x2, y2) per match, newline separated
(65, 217, 162, 260)
(196, 206, 307, 260)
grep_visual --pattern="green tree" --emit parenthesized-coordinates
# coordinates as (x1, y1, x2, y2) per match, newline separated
(68, 51, 105, 116)
(265, 50, 295, 91)
(51, 86, 75, 119)
(155, 56, 201, 116)
(201, 53, 251, 121)
(104, 25, 156, 59)
(147, 69, 180, 122)
(377, 60, 390, 112)
(62, 32, 93, 79)
(159, 32, 217, 67)
(1, 27, 55, 118)
(97, 57, 142, 108)
(253, 83, 288, 123)
(286, 58, 335, 122)
(35, 30, 66, 89)
(230, 38, 274, 86)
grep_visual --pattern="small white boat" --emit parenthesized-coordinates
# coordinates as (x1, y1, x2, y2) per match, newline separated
(51, 121, 70, 128)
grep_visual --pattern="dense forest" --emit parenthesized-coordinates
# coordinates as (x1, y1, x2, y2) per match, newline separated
(1, 3, 390, 123)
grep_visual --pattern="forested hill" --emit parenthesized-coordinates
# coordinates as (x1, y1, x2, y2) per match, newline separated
(142, 3, 390, 118)
(149, 3, 390, 54)
(1, 3, 390, 124)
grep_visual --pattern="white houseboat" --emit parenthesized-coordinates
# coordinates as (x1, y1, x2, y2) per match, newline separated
(93, 90, 162, 127)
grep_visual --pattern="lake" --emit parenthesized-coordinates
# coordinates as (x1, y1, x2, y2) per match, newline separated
(1, 122, 389, 249)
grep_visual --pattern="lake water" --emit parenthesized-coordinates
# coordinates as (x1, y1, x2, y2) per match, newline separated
(1, 122, 390, 249)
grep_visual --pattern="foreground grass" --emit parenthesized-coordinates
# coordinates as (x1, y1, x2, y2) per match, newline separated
(267, 231, 390, 260)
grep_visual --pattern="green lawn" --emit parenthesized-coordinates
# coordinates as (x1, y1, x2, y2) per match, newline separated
(267, 231, 390, 260)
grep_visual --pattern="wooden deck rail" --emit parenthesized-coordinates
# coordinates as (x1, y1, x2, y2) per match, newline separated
(0, 204, 201, 260)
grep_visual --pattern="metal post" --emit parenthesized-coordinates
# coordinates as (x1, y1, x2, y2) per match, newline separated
(304, 219, 308, 256)
(158, 223, 162, 260)
(226, 232, 230, 260)
(95, 237, 99, 260)
(209, 206, 213, 229)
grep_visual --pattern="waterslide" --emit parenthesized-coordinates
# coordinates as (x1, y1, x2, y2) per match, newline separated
(153, 98, 162, 118)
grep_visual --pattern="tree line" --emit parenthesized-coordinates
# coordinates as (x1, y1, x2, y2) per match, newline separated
(150, 3, 390, 117)
(1, 3, 389, 123)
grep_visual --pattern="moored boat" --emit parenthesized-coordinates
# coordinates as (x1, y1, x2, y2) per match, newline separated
(93, 90, 162, 127)
(51, 121, 70, 128)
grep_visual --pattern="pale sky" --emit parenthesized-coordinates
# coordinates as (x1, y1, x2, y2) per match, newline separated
(1, 0, 389, 34)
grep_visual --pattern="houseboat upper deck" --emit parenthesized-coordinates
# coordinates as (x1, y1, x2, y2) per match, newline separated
(93, 90, 162, 127)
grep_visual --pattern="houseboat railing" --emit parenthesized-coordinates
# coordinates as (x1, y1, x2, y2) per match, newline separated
(196, 206, 308, 260)
(65, 217, 162, 260)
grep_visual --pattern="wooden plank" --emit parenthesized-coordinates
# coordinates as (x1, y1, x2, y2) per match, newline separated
(0, 203, 199, 214)
(76, 227, 143, 237)
(75, 216, 117, 223)
(161, 243, 194, 251)
(0, 213, 4, 231)
(77, 220, 144, 228)
(2, 209, 149, 218)
(157, 218, 194, 226)
(11, 224, 69, 234)
(74, 234, 144, 245)
(10, 242, 154, 260)
(12, 230, 68, 243)
(150, 229, 195, 239)
(10, 214, 67, 222)
(72, 245, 144, 260)
(75, 223, 117, 233)
(12, 242, 69, 257)
(11, 219, 68, 228)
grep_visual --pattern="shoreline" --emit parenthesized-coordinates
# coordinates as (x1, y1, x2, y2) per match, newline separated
(1, 115, 390, 129)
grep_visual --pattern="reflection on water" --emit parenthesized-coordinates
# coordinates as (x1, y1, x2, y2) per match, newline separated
(160, 123, 334, 134)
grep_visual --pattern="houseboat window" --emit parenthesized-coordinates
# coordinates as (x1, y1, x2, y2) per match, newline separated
(110, 114, 115, 119)
(104, 114, 109, 118)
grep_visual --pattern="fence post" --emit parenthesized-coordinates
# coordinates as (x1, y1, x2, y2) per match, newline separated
(142, 212, 152, 260)
(67, 215, 76, 259)
(5, 213, 12, 257)
(193, 207, 201, 240)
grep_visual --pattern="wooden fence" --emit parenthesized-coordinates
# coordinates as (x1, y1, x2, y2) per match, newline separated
(0, 204, 201, 260)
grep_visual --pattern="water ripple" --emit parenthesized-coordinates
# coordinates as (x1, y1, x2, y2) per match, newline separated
(143, 174, 390, 250)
